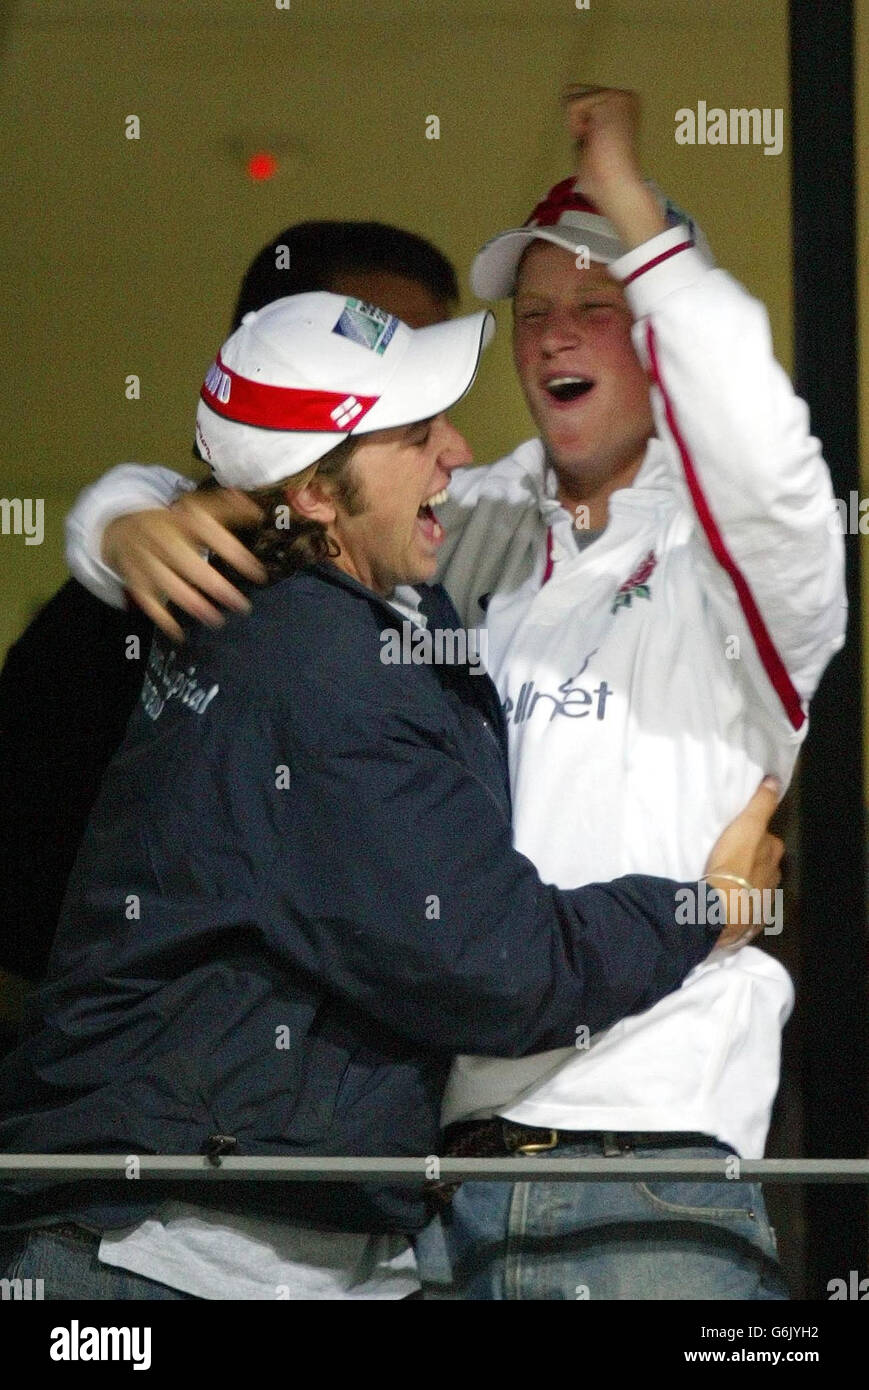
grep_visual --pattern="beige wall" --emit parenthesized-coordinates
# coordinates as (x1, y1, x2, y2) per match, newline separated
(1, 0, 792, 656)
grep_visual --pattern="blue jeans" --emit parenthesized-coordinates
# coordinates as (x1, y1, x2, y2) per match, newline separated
(0, 1225, 197, 1300)
(415, 1141, 789, 1300)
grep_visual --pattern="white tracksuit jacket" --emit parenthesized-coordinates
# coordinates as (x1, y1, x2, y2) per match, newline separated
(65, 226, 847, 1158)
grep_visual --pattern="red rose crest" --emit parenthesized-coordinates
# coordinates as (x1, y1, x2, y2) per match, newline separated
(612, 549, 658, 614)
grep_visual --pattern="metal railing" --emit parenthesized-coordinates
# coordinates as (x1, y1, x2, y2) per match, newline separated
(1, 1155, 868, 1182)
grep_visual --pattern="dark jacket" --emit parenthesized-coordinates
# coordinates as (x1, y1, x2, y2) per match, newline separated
(0, 564, 717, 1233)
(0, 579, 152, 983)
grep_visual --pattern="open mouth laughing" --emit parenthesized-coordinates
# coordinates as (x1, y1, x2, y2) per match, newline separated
(543, 375, 595, 404)
(416, 486, 449, 544)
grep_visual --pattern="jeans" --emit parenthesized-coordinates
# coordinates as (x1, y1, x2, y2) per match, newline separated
(416, 1141, 789, 1301)
(0, 1225, 197, 1300)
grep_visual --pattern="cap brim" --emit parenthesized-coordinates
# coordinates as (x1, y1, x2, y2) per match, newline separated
(470, 225, 622, 301)
(196, 400, 348, 489)
(355, 309, 495, 433)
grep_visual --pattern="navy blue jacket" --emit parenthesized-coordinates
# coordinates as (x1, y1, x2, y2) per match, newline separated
(0, 564, 718, 1233)
(0, 579, 152, 983)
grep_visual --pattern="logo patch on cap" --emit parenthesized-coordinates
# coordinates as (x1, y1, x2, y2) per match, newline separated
(204, 360, 232, 404)
(330, 395, 364, 428)
(333, 298, 399, 356)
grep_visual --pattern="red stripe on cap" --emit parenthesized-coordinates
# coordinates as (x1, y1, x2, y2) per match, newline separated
(200, 353, 379, 432)
(525, 175, 600, 230)
(621, 239, 694, 285)
(645, 322, 806, 731)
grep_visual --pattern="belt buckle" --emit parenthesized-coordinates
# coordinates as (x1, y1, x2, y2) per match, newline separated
(511, 1126, 559, 1156)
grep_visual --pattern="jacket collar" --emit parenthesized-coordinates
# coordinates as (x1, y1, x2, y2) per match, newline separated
(309, 561, 446, 630)
(513, 436, 672, 523)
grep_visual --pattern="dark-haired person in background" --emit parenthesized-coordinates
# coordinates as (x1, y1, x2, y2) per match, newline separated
(0, 221, 458, 1000)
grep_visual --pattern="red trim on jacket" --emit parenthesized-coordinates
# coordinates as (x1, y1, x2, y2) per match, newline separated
(645, 322, 805, 731)
(542, 526, 555, 585)
(621, 240, 694, 286)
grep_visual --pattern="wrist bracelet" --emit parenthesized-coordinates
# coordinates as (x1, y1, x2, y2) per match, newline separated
(699, 872, 754, 895)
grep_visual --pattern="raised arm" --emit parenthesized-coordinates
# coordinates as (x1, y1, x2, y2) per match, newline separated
(567, 87, 846, 732)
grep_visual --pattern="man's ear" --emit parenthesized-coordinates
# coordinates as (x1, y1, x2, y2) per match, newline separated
(284, 476, 337, 525)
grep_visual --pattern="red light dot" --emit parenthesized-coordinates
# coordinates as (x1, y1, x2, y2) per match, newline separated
(247, 151, 278, 181)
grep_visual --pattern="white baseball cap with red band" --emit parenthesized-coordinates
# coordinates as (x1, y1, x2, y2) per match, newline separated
(196, 292, 495, 490)
(470, 175, 713, 300)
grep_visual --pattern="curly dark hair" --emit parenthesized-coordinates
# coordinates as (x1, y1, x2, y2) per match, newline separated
(197, 436, 363, 584)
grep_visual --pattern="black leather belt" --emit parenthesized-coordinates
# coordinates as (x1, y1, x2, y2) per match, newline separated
(441, 1119, 723, 1159)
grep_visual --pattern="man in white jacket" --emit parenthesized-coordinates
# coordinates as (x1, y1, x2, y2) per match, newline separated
(62, 91, 845, 1300)
(419, 90, 845, 1300)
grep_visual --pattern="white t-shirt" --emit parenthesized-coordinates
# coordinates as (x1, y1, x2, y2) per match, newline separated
(437, 458, 798, 1157)
(98, 1203, 419, 1300)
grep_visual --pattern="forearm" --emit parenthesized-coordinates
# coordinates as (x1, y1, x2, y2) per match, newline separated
(273, 713, 722, 1057)
(65, 464, 194, 607)
(595, 177, 668, 251)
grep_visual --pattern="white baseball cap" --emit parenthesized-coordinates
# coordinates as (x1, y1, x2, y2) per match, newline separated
(470, 175, 714, 300)
(196, 292, 495, 490)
